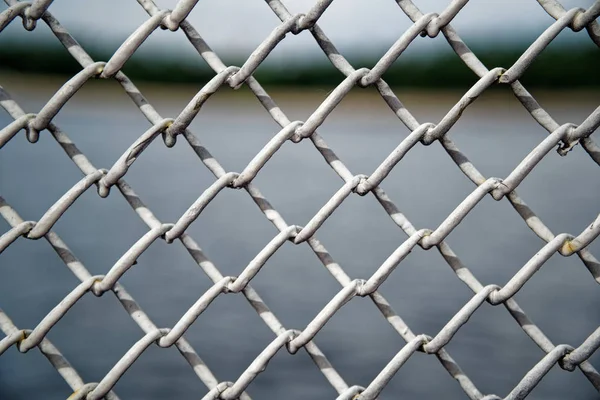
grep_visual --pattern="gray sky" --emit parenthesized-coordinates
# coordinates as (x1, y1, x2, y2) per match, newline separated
(1, 0, 596, 62)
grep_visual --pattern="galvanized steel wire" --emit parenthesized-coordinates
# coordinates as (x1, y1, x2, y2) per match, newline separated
(1, 0, 600, 399)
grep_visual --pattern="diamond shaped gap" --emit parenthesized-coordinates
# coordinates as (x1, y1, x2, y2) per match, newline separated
(248, 240, 342, 329)
(47, 185, 150, 277)
(45, 291, 146, 392)
(47, 76, 159, 170)
(173, 81, 284, 172)
(312, 293, 408, 386)
(180, 185, 282, 279)
(111, 237, 218, 328)
(248, 135, 343, 225)
(102, 126, 219, 225)
(181, 290, 280, 392)
(443, 300, 543, 396)
(297, 85, 416, 175)
(308, 191, 410, 280)
(443, 85, 557, 180)
(377, 136, 474, 231)
(434, 190, 544, 285)
(375, 244, 475, 335)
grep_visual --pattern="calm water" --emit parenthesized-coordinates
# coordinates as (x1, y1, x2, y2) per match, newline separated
(0, 76, 599, 399)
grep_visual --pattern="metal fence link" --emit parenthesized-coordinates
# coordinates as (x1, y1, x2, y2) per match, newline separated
(0, 0, 599, 398)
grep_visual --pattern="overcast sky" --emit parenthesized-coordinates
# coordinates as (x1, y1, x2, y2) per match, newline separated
(1, 0, 596, 63)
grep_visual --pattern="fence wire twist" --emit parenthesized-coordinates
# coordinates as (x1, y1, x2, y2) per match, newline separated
(1, 0, 600, 399)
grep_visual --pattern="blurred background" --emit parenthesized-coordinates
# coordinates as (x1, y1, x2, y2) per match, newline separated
(0, 0, 599, 87)
(0, 1, 599, 399)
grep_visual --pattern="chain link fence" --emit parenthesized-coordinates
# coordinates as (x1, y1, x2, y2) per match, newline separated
(1, 0, 600, 399)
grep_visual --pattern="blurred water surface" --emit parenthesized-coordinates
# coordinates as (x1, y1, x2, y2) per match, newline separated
(0, 74, 599, 399)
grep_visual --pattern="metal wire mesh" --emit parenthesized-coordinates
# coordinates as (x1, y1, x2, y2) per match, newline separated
(1, 0, 600, 399)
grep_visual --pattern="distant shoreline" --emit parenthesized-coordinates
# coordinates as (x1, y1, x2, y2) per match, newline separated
(0, 39, 598, 89)
(1, 70, 597, 120)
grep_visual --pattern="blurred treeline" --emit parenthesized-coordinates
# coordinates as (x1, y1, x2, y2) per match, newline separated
(0, 36, 598, 88)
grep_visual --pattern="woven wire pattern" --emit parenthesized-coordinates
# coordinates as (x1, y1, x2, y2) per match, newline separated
(1, 0, 600, 398)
